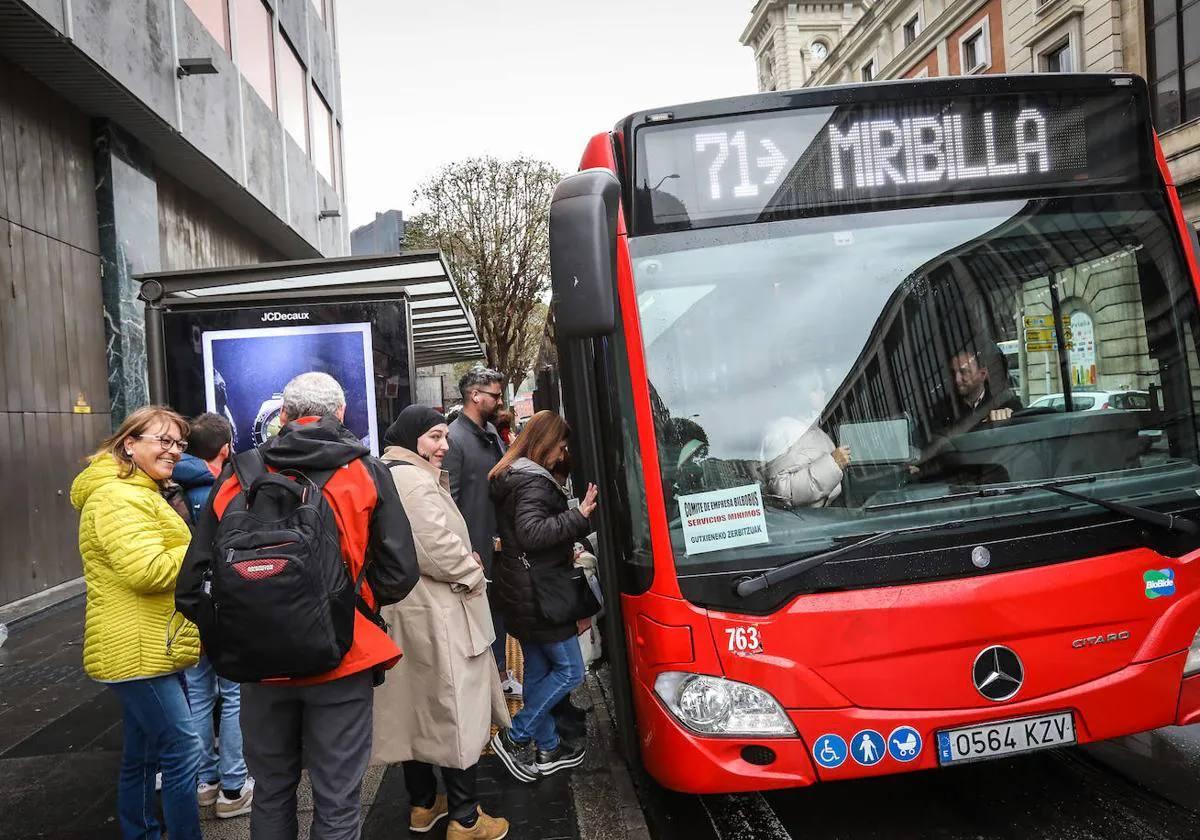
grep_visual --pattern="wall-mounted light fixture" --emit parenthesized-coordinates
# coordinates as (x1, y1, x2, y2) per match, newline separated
(177, 58, 219, 78)
(318, 208, 342, 220)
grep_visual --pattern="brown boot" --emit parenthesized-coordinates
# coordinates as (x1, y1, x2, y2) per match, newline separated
(409, 793, 449, 833)
(447, 806, 509, 840)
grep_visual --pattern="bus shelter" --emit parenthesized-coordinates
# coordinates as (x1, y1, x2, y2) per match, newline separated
(136, 251, 482, 455)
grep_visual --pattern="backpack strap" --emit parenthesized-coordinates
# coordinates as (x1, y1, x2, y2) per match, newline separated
(231, 448, 268, 495)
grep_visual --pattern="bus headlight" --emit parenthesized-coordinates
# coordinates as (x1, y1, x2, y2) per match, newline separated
(1186, 628, 1200, 676)
(653, 672, 796, 736)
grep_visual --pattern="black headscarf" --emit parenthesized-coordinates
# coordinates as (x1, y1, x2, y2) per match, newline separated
(383, 405, 447, 452)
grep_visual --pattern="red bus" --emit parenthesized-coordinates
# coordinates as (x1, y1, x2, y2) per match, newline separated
(545, 73, 1200, 793)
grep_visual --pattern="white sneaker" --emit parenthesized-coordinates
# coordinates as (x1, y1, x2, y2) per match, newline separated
(215, 779, 254, 819)
(501, 671, 523, 698)
(197, 780, 220, 807)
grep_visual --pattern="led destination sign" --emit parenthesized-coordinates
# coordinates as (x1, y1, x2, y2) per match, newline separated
(637, 91, 1142, 231)
(827, 108, 1062, 190)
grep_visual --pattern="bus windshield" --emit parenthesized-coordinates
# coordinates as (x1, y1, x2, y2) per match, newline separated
(628, 191, 1200, 587)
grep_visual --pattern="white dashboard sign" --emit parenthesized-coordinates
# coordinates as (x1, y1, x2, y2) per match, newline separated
(678, 484, 770, 556)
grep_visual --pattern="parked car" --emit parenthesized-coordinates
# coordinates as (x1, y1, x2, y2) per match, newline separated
(1028, 390, 1151, 412)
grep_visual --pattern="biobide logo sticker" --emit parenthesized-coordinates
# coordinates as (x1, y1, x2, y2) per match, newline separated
(1144, 569, 1176, 599)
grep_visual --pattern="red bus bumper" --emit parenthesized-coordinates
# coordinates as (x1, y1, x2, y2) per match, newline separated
(635, 652, 1194, 794)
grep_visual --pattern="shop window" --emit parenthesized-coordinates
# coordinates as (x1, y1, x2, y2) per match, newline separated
(185, 0, 229, 53)
(310, 84, 335, 186)
(277, 33, 308, 151)
(1147, 0, 1200, 130)
(235, 0, 275, 110)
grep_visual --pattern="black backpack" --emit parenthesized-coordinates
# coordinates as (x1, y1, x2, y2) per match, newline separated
(200, 449, 369, 682)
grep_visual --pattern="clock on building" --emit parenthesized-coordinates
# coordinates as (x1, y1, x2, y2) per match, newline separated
(810, 41, 828, 62)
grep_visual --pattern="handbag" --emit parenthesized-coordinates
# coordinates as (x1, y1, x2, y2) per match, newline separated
(521, 553, 602, 624)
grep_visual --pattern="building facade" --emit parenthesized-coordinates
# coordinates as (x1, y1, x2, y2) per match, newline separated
(741, 0, 1200, 223)
(351, 209, 407, 256)
(0, 0, 348, 611)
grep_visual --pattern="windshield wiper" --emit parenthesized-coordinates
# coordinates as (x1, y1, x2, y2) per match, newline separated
(734, 478, 1198, 599)
(734, 519, 966, 598)
(863, 475, 1098, 512)
(976, 479, 1199, 536)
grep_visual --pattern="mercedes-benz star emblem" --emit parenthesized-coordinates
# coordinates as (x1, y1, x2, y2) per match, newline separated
(972, 646, 1024, 701)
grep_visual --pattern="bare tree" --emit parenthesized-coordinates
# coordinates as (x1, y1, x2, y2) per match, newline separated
(406, 157, 563, 388)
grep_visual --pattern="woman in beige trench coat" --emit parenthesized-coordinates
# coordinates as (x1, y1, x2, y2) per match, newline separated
(374, 405, 510, 840)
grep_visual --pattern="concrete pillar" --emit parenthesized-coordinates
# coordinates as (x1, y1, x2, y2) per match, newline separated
(94, 121, 161, 422)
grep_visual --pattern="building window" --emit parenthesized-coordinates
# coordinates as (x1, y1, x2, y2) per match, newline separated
(310, 83, 335, 185)
(185, 0, 229, 53)
(277, 33, 308, 151)
(311, 0, 334, 38)
(1038, 37, 1075, 72)
(959, 18, 992, 74)
(861, 59, 875, 81)
(760, 52, 777, 91)
(903, 13, 921, 47)
(234, 0, 275, 109)
(1147, 0, 1200, 130)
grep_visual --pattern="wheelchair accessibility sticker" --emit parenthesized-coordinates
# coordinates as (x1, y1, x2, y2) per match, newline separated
(851, 729, 886, 766)
(888, 726, 922, 762)
(813, 734, 848, 769)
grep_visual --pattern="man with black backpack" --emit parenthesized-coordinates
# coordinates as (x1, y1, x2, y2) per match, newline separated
(176, 372, 419, 840)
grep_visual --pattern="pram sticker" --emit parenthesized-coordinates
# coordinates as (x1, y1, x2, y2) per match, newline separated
(812, 734, 848, 769)
(888, 726, 922, 762)
(1144, 568, 1176, 599)
(850, 729, 886, 766)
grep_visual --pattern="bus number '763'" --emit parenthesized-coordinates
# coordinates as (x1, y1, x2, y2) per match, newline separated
(725, 626, 763, 653)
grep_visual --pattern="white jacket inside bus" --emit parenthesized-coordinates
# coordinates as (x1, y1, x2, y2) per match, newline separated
(759, 417, 849, 508)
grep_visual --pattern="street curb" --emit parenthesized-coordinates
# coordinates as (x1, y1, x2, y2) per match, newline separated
(0, 578, 86, 627)
(574, 670, 654, 840)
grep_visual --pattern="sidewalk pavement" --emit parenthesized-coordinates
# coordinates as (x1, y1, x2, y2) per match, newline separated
(0, 597, 650, 840)
(1083, 726, 1200, 816)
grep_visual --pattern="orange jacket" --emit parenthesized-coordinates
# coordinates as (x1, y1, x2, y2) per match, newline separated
(177, 416, 419, 685)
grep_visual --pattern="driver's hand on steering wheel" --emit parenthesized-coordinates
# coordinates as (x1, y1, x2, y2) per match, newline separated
(988, 408, 1014, 422)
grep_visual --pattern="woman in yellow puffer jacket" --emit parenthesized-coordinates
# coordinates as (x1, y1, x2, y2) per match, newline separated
(71, 405, 203, 840)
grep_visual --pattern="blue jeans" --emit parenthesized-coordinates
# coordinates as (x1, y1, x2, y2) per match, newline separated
(108, 674, 203, 840)
(185, 655, 247, 791)
(509, 637, 585, 751)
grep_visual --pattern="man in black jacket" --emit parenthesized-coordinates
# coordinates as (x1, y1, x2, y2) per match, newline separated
(444, 368, 516, 692)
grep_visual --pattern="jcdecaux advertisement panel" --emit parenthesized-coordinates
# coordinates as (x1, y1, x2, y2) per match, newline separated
(162, 299, 414, 455)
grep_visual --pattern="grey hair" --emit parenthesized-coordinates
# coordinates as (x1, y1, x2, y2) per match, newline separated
(282, 372, 346, 420)
(458, 367, 504, 399)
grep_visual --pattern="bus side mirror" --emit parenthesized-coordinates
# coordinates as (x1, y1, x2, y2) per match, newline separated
(550, 169, 621, 339)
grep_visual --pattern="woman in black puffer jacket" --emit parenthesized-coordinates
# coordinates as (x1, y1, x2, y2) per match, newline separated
(487, 410, 599, 783)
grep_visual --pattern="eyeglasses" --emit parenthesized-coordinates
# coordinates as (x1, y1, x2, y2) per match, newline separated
(476, 390, 504, 401)
(136, 434, 189, 453)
